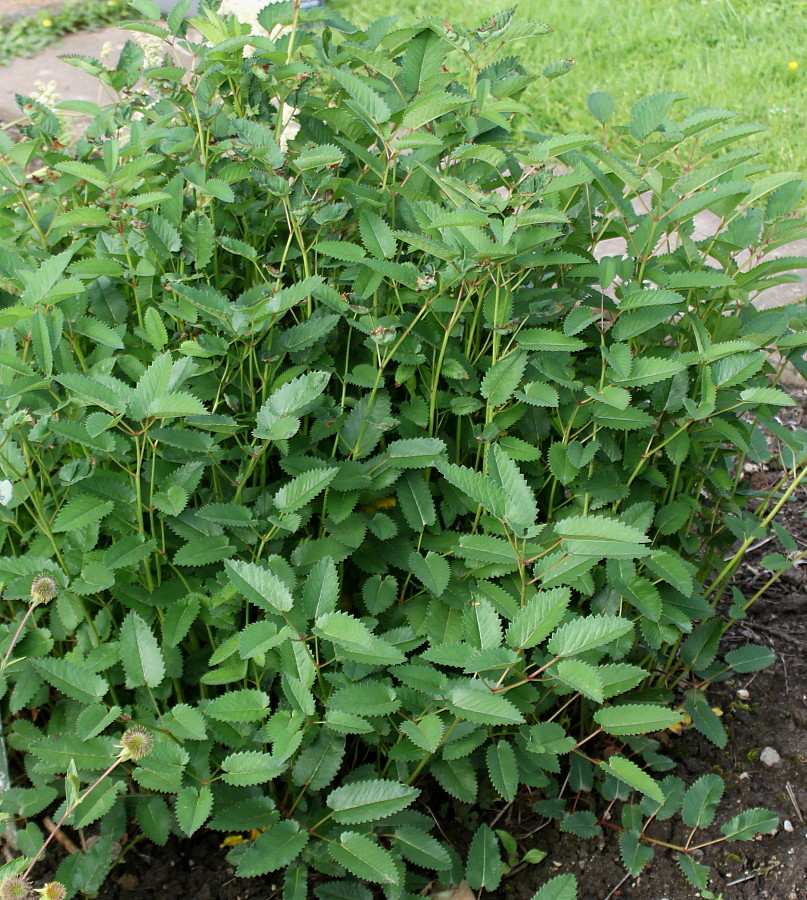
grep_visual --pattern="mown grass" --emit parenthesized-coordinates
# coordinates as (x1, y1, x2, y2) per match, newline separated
(335, 0, 807, 178)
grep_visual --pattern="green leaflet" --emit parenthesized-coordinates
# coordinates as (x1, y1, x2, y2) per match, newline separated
(174, 785, 213, 836)
(225, 560, 294, 612)
(481, 350, 528, 407)
(681, 774, 724, 828)
(601, 757, 664, 805)
(326, 779, 419, 824)
(328, 832, 400, 886)
(466, 824, 502, 891)
(594, 704, 683, 736)
(447, 682, 524, 725)
(236, 822, 309, 877)
(32, 658, 107, 704)
(119, 612, 165, 689)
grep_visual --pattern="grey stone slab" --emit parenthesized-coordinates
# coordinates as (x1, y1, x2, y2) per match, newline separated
(0, 26, 132, 121)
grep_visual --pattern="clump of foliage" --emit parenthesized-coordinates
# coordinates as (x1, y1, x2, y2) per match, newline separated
(0, 1, 806, 896)
(0, 0, 130, 69)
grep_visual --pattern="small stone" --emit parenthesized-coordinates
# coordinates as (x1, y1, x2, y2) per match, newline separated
(760, 746, 782, 766)
(783, 819, 794, 832)
(736, 688, 750, 700)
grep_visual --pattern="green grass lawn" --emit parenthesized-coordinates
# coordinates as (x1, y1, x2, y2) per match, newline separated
(334, 0, 806, 177)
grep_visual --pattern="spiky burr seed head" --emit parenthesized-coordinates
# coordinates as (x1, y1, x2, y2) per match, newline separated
(0, 874, 31, 900)
(37, 885, 67, 900)
(117, 726, 153, 762)
(30, 574, 58, 606)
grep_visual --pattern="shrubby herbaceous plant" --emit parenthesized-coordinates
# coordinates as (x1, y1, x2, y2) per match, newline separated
(0, 1, 806, 897)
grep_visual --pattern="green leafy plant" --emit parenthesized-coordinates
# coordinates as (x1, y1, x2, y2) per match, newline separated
(0, 1, 805, 896)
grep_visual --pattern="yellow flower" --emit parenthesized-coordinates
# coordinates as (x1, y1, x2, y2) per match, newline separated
(41, 17, 53, 27)
(788, 60, 799, 70)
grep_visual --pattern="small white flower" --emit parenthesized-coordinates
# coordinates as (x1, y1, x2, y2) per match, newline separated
(0, 480, 12, 506)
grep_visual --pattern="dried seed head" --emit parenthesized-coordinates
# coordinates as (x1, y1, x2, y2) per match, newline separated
(0, 875, 32, 900)
(117, 726, 153, 762)
(30, 574, 58, 606)
(37, 885, 67, 900)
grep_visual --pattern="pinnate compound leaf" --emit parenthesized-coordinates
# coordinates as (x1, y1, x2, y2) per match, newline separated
(119, 612, 165, 688)
(328, 832, 400, 885)
(720, 808, 778, 841)
(600, 756, 664, 805)
(175, 785, 213, 836)
(327, 779, 418, 824)
(236, 821, 309, 877)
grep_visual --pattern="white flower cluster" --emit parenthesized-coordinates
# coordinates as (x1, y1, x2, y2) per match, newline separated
(218, 0, 285, 38)
(32, 80, 61, 110)
(217, 0, 299, 150)
(136, 33, 166, 68)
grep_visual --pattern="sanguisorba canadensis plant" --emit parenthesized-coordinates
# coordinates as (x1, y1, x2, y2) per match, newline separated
(1, 1, 806, 895)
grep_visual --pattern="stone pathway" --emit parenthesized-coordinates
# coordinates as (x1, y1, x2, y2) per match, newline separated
(0, 20, 804, 310)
